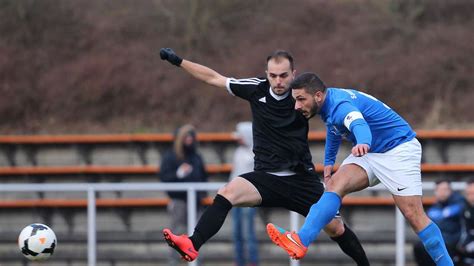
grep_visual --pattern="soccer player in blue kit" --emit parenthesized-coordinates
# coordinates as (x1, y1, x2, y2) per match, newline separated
(267, 72, 454, 265)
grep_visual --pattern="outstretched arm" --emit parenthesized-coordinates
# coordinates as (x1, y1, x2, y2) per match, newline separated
(160, 48, 227, 88)
(180, 60, 227, 88)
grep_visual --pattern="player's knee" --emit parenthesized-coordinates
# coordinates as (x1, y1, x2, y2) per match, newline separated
(325, 178, 338, 191)
(325, 180, 347, 197)
(325, 219, 345, 237)
(218, 185, 244, 205)
(333, 223, 346, 237)
(217, 186, 233, 200)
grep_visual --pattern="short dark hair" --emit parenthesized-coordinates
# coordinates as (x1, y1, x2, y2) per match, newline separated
(289, 72, 326, 94)
(435, 178, 451, 186)
(266, 50, 294, 71)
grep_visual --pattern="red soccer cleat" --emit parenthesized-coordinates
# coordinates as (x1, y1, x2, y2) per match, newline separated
(266, 223, 308, 260)
(163, 228, 199, 261)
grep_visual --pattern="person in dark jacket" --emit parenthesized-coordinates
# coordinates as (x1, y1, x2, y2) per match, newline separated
(413, 179, 464, 266)
(457, 179, 474, 266)
(160, 124, 208, 266)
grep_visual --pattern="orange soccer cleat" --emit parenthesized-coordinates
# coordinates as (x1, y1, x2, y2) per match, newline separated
(163, 228, 199, 261)
(266, 223, 308, 260)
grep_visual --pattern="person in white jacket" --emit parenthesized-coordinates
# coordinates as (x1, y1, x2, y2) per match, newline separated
(230, 122, 259, 266)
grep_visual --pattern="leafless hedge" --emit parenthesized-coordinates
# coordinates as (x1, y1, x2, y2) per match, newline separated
(0, 0, 472, 133)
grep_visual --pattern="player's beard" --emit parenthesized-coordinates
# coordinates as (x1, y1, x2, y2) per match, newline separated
(308, 100, 319, 119)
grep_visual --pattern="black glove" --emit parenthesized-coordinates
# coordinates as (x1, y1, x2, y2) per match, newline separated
(159, 48, 183, 67)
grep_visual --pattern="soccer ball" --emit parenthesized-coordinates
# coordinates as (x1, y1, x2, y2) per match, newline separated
(18, 223, 57, 261)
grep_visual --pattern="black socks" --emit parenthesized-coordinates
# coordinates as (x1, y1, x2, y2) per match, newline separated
(189, 194, 233, 250)
(331, 224, 370, 266)
(188, 194, 369, 266)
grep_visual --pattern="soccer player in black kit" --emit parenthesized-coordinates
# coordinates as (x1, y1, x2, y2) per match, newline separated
(160, 48, 369, 265)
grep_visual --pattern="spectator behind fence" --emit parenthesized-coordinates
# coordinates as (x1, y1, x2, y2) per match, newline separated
(458, 180, 474, 266)
(413, 179, 464, 266)
(160, 124, 208, 266)
(230, 122, 259, 266)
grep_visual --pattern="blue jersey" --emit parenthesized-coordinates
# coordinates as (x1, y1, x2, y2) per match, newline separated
(321, 88, 416, 166)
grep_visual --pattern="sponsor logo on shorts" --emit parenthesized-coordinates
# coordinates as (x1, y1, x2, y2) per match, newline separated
(397, 187, 407, 191)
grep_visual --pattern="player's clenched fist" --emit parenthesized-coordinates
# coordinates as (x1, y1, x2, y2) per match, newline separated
(160, 48, 183, 67)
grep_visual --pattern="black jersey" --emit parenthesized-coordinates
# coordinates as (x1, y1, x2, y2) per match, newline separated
(226, 77, 314, 173)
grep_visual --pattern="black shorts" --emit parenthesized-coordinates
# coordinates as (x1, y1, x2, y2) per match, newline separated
(241, 171, 324, 217)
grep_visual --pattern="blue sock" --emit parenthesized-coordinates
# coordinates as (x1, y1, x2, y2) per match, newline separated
(417, 222, 453, 266)
(298, 192, 341, 247)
